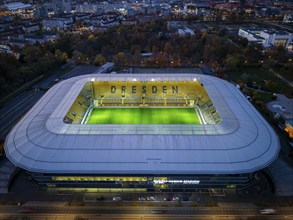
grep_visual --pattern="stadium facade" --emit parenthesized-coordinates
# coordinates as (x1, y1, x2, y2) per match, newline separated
(4, 74, 280, 192)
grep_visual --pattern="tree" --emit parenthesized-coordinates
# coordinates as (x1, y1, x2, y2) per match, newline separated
(202, 46, 210, 63)
(201, 32, 207, 40)
(151, 46, 159, 54)
(156, 52, 169, 67)
(164, 42, 174, 55)
(210, 35, 219, 47)
(213, 45, 229, 62)
(32, 53, 57, 75)
(130, 45, 141, 55)
(20, 66, 36, 79)
(243, 44, 263, 64)
(133, 51, 141, 65)
(88, 34, 95, 40)
(267, 46, 287, 63)
(238, 38, 248, 48)
(252, 90, 261, 101)
(112, 52, 127, 66)
(94, 54, 106, 66)
(23, 46, 43, 63)
(0, 54, 22, 98)
(55, 35, 73, 57)
(72, 51, 87, 64)
(264, 80, 277, 92)
(55, 49, 68, 64)
(101, 45, 115, 59)
(225, 54, 245, 71)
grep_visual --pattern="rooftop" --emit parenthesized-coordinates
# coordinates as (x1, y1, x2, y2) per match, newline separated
(4, 2, 32, 11)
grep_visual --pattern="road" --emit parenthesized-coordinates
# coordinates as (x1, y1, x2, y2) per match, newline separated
(1, 183, 293, 219)
(263, 21, 293, 32)
(0, 204, 293, 220)
(0, 64, 99, 140)
(1, 215, 292, 220)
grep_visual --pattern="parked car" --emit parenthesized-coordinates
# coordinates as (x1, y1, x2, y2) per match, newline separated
(147, 196, 155, 201)
(164, 195, 172, 201)
(182, 196, 189, 201)
(150, 210, 165, 214)
(96, 196, 105, 201)
(259, 209, 276, 214)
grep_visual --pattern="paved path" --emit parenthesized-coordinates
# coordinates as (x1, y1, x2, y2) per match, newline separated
(269, 68, 293, 88)
(0, 158, 17, 193)
(267, 93, 293, 119)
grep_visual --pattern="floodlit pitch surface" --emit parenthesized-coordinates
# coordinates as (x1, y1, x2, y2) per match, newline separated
(87, 108, 200, 124)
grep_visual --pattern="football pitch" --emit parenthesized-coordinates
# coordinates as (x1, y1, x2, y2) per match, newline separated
(86, 108, 200, 124)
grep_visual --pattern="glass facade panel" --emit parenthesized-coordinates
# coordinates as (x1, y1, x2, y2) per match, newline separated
(30, 172, 254, 191)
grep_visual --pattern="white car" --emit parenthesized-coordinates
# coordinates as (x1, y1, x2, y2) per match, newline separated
(112, 197, 121, 201)
(259, 209, 276, 214)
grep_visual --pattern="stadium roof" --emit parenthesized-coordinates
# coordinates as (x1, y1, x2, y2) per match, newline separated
(4, 74, 280, 175)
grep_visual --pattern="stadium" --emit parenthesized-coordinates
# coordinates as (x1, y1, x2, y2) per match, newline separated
(4, 74, 280, 192)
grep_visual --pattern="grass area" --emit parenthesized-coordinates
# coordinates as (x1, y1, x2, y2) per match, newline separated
(228, 67, 280, 84)
(87, 107, 200, 124)
(228, 67, 292, 97)
(274, 67, 293, 82)
(257, 92, 275, 103)
(245, 88, 275, 103)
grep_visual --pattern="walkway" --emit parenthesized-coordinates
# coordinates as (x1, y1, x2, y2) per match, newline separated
(0, 158, 18, 194)
(269, 68, 293, 88)
(268, 158, 293, 196)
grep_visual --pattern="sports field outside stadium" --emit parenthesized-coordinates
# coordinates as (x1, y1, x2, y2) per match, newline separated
(87, 108, 201, 124)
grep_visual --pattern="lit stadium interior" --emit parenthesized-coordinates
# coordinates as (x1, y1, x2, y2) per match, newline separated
(64, 80, 221, 125)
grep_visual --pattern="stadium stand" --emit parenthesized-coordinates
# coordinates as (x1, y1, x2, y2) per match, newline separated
(64, 82, 93, 124)
(92, 81, 211, 104)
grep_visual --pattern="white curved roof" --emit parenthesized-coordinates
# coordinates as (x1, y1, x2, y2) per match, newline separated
(4, 74, 280, 174)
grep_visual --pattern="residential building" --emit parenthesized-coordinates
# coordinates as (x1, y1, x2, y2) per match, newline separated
(42, 17, 73, 30)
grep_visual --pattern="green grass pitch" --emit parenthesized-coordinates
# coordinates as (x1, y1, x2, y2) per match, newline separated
(86, 108, 200, 124)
